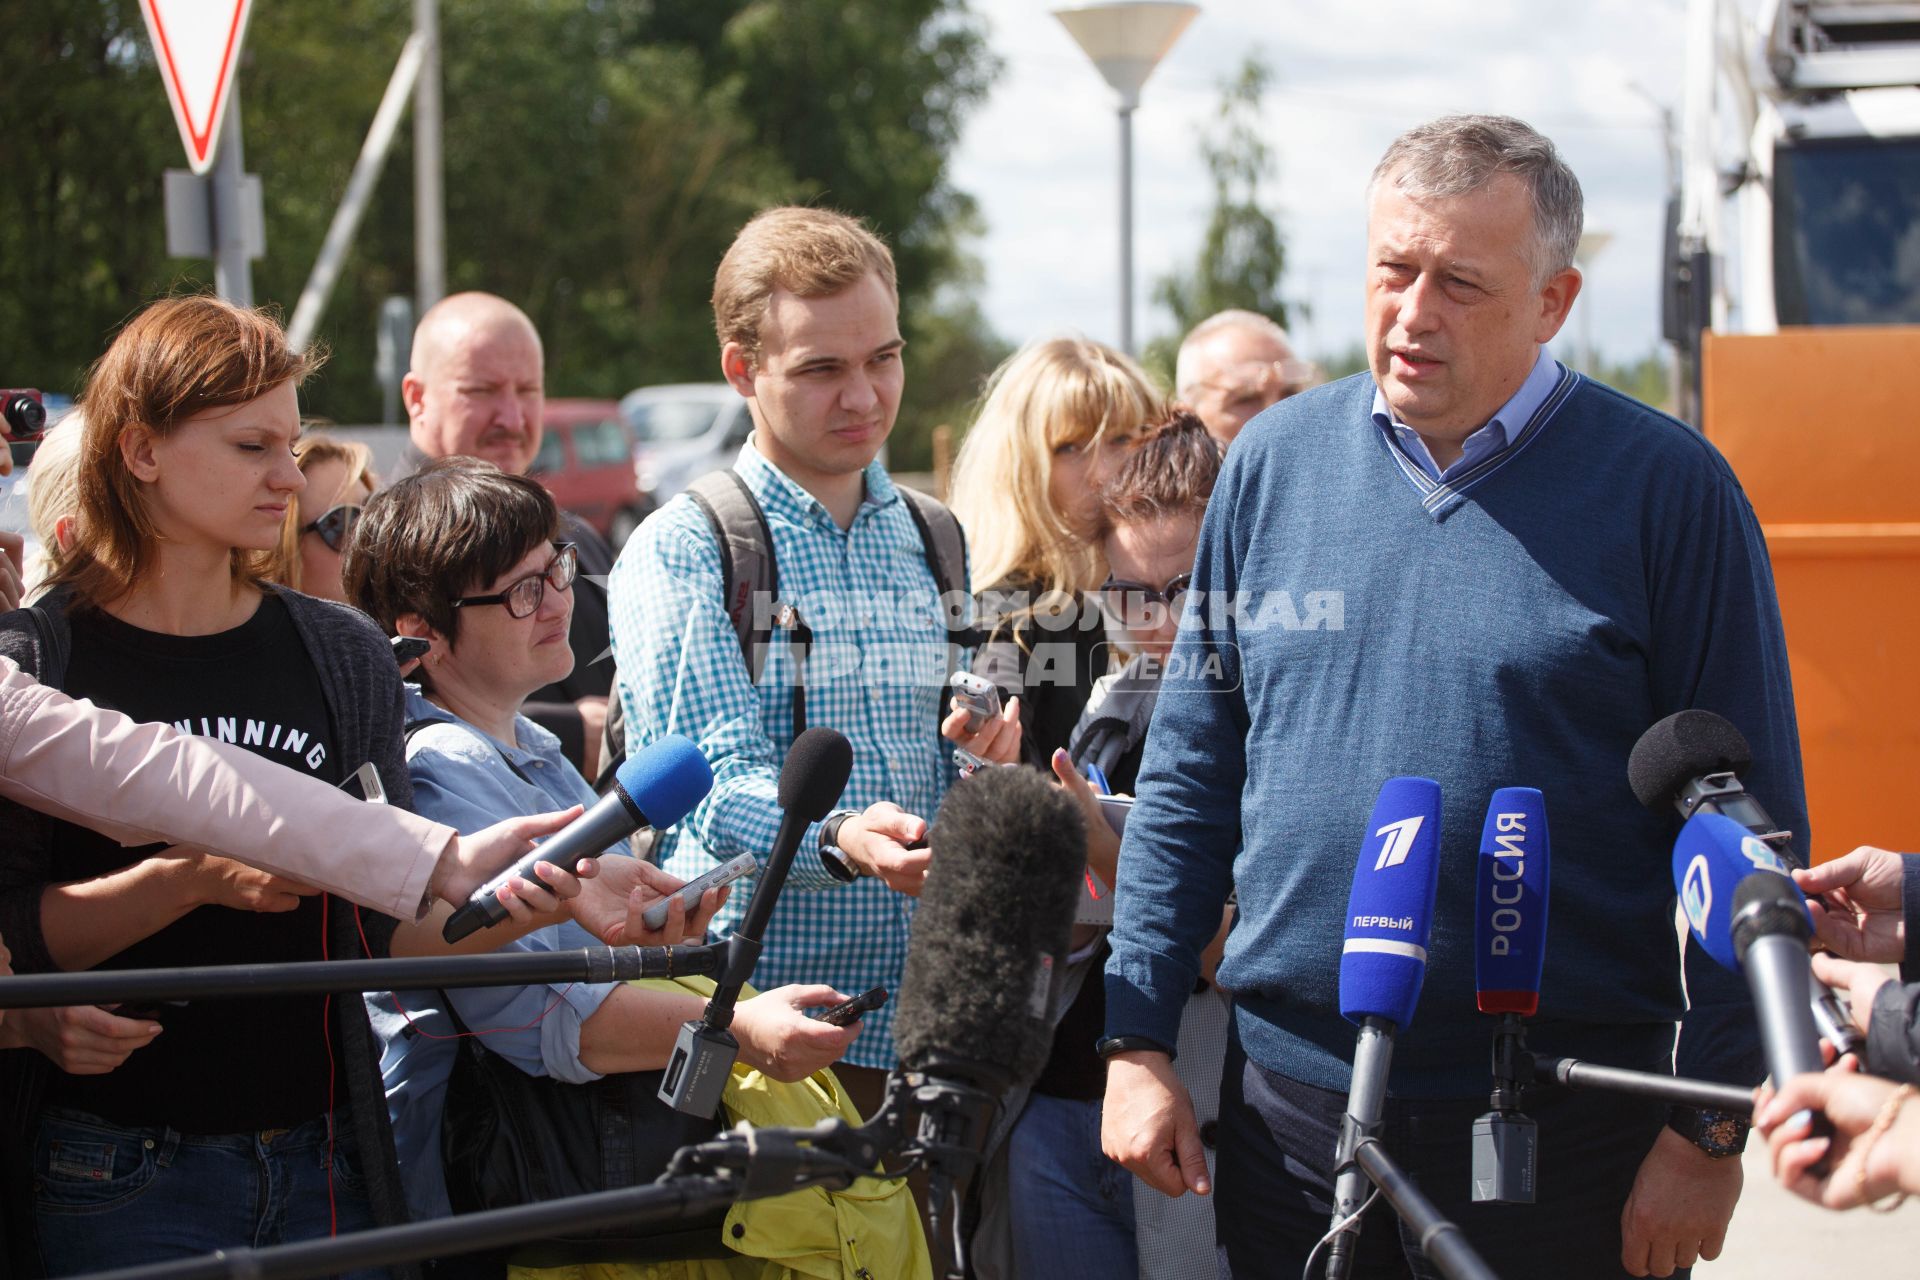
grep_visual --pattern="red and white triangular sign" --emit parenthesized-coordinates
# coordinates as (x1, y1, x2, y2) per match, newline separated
(140, 0, 256, 175)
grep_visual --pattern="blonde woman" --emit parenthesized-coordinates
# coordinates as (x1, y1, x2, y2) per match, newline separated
(944, 336, 1164, 769)
(22, 414, 84, 599)
(276, 434, 377, 602)
(943, 338, 1162, 1279)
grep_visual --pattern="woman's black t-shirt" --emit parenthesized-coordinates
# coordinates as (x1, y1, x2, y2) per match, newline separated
(43, 595, 342, 1134)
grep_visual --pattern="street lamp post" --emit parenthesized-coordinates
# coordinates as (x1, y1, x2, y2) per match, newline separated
(1054, 2, 1200, 356)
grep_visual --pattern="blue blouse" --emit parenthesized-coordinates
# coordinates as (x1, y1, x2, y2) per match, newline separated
(367, 688, 629, 1221)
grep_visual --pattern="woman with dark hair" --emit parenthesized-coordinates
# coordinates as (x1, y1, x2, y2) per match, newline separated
(0, 296, 431, 1276)
(345, 458, 862, 1233)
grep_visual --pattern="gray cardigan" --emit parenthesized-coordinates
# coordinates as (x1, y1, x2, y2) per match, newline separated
(0, 583, 418, 1278)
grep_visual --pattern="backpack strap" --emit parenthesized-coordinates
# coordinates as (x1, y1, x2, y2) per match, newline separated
(896, 485, 981, 650)
(685, 470, 780, 683)
(686, 468, 812, 737)
(895, 486, 967, 606)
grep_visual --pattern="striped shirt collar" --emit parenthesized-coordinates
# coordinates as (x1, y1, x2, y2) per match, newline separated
(1369, 346, 1561, 483)
(732, 434, 900, 529)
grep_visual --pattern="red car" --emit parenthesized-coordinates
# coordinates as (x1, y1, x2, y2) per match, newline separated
(531, 399, 654, 547)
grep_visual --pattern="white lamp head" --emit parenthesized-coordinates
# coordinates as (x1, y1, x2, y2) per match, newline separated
(1053, 2, 1201, 110)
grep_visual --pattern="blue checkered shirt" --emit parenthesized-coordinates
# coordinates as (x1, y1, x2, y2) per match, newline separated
(607, 440, 965, 1068)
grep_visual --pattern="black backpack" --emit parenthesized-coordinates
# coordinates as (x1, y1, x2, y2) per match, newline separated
(597, 468, 972, 789)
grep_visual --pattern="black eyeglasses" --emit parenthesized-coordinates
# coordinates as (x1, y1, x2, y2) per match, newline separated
(300, 504, 363, 553)
(450, 544, 578, 619)
(1095, 572, 1193, 626)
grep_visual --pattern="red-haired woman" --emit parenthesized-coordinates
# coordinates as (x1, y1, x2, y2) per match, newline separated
(0, 297, 471, 1277)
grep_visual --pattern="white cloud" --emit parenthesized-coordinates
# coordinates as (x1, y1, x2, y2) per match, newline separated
(951, 0, 1691, 366)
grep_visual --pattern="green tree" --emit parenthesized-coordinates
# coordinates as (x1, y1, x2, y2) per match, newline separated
(1591, 349, 1675, 413)
(0, 0, 185, 398)
(634, 0, 1003, 464)
(1, 0, 1004, 440)
(247, 0, 808, 419)
(1145, 53, 1292, 386)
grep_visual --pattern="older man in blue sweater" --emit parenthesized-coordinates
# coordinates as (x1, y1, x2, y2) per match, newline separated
(1100, 115, 1804, 1279)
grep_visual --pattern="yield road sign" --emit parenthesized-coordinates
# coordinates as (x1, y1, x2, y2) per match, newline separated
(140, 0, 256, 175)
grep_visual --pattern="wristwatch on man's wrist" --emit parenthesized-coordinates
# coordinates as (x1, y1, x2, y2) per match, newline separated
(818, 809, 863, 883)
(1667, 1104, 1751, 1158)
(1096, 1035, 1175, 1063)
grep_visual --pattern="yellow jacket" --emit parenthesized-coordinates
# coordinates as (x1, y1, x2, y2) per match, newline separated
(511, 978, 929, 1280)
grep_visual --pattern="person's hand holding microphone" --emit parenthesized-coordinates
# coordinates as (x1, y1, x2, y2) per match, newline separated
(1795, 845, 1909, 963)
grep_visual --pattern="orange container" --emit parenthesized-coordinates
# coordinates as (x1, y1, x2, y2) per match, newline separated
(1702, 327, 1920, 862)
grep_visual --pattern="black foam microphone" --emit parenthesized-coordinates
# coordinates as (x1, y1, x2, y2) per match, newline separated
(893, 763, 1086, 1096)
(1628, 710, 1862, 1056)
(890, 764, 1084, 1280)
(658, 728, 854, 1118)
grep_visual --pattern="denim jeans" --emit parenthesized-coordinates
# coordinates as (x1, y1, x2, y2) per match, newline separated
(34, 1106, 386, 1279)
(1214, 1035, 1676, 1280)
(1006, 1091, 1139, 1280)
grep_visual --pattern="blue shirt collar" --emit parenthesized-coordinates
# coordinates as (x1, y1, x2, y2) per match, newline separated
(402, 686, 563, 770)
(1370, 347, 1561, 482)
(732, 434, 898, 529)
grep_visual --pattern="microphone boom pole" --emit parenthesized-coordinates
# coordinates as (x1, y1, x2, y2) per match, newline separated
(69, 1176, 749, 1280)
(1351, 1139, 1500, 1280)
(0, 944, 725, 1010)
(1532, 1056, 1752, 1112)
(660, 728, 855, 1118)
(65, 1069, 962, 1280)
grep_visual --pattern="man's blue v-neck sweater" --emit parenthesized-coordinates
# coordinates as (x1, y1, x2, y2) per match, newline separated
(1104, 368, 1805, 1095)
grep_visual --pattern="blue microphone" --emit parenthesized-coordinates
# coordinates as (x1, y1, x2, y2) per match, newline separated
(1673, 812, 1831, 1158)
(1475, 787, 1550, 1017)
(442, 734, 715, 943)
(1673, 812, 1805, 972)
(1338, 776, 1444, 1026)
(1472, 787, 1550, 1204)
(1328, 777, 1443, 1280)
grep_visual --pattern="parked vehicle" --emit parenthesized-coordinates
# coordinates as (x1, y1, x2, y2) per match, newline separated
(620, 383, 753, 506)
(1667, 0, 1920, 853)
(532, 399, 654, 547)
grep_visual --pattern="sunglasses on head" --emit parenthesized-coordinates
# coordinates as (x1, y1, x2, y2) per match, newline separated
(450, 543, 579, 619)
(301, 504, 363, 552)
(1096, 572, 1194, 626)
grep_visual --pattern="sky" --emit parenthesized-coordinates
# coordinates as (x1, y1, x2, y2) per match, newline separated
(948, 0, 1697, 368)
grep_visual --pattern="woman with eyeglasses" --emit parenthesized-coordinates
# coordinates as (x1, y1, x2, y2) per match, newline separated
(1071, 411, 1232, 1280)
(950, 409, 1229, 1280)
(345, 458, 860, 1232)
(279, 434, 376, 602)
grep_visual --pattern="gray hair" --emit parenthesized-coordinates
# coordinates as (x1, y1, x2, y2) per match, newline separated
(1175, 309, 1297, 396)
(1368, 114, 1583, 284)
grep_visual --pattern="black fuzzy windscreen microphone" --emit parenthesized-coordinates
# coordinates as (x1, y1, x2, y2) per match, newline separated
(893, 764, 1086, 1097)
(780, 727, 855, 819)
(1627, 710, 1754, 811)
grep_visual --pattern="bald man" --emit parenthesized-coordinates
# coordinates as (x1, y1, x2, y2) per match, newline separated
(402, 292, 616, 778)
(1175, 310, 1315, 449)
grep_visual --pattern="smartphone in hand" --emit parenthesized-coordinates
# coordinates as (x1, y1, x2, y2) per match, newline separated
(638, 851, 756, 931)
(817, 986, 887, 1027)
